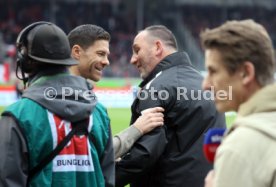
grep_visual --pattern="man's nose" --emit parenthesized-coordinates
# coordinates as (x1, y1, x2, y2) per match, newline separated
(130, 55, 137, 64)
(102, 57, 110, 66)
(202, 77, 212, 91)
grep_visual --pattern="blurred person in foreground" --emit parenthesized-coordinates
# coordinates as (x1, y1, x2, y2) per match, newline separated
(68, 24, 164, 159)
(0, 22, 114, 187)
(201, 19, 276, 187)
(115, 25, 226, 187)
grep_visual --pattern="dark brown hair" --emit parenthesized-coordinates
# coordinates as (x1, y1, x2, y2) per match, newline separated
(68, 24, 110, 50)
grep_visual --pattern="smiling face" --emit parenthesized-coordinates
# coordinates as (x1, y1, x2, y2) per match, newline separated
(71, 39, 110, 82)
(202, 49, 245, 112)
(130, 31, 159, 79)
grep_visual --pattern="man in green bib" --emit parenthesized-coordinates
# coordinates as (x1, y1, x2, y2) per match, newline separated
(0, 22, 115, 187)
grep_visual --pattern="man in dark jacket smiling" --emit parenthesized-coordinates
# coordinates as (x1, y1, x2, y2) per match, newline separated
(115, 25, 226, 187)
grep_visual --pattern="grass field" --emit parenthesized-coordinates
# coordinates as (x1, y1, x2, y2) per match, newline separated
(95, 78, 141, 88)
(107, 108, 132, 134)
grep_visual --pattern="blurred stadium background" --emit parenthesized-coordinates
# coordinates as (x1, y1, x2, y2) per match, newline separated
(1, 0, 275, 132)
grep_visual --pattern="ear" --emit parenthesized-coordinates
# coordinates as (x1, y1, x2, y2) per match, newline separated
(71, 44, 82, 60)
(155, 40, 163, 57)
(240, 61, 255, 85)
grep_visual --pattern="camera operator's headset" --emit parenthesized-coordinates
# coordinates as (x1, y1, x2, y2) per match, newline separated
(16, 21, 52, 86)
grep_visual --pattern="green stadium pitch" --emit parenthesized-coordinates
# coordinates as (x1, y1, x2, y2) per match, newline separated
(0, 106, 4, 114)
(107, 108, 132, 135)
(95, 78, 141, 88)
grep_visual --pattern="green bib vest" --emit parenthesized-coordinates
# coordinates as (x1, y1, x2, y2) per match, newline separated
(3, 98, 110, 187)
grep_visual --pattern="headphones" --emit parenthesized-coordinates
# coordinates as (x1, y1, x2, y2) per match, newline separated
(16, 21, 51, 72)
(16, 21, 51, 85)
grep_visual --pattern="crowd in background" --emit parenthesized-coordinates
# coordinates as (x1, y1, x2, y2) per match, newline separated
(0, 1, 139, 80)
(1, 0, 276, 80)
(181, 6, 276, 50)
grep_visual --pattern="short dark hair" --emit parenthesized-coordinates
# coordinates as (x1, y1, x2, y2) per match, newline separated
(144, 25, 178, 50)
(68, 24, 110, 50)
(200, 19, 275, 86)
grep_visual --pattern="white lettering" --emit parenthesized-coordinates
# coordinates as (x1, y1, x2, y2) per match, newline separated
(177, 87, 188, 100)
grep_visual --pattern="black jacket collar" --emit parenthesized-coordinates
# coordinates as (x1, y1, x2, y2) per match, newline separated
(139, 51, 191, 88)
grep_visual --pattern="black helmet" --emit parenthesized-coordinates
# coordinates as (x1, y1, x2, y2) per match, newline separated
(16, 21, 77, 66)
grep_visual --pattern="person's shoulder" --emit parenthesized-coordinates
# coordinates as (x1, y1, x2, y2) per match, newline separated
(217, 124, 276, 179)
(92, 102, 110, 124)
(221, 125, 264, 155)
(5, 98, 40, 112)
(91, 102, 111, 139)
(94, 102, 107, 113)
(158, 65, 202, 87)
(149, 70, 177, 89)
